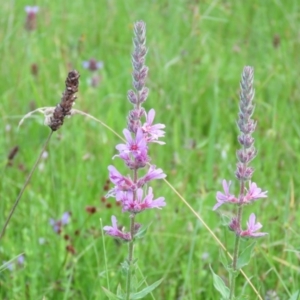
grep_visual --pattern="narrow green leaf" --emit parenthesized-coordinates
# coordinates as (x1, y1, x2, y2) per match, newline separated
(116, 284, 123, 297)
(219, 248, 230, 271)
(210, 266, 230, 299)
(102, 287, 123, 300)
(129, 277, 164, 299)
(289, 290, 300, 300)
(236, 241, 256, 270)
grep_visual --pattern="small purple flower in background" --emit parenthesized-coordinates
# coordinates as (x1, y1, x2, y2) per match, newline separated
(2, 254, 25, 271)
(24, 6, 39, 31)
(103, 216, 131, 241)
(82, 58, 103, 72)
(83, 59, 104, 87)
(49, 211, 71, 234)
(17, 254, 25, 266)
(240, 213, 268, 238)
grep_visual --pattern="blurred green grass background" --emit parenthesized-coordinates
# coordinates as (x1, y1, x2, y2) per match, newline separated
(0, 0, 299, 299)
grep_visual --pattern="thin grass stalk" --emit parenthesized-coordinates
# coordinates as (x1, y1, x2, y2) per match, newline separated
(0, 131, 53, 240)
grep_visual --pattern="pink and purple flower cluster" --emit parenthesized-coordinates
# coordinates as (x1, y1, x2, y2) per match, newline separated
(214, 67, 267, 238)
(103, 21, 166, 241)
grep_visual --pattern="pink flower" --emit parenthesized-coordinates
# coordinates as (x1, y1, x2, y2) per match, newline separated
(106, 165, 136, 197)
(142, 109, 165, 144)
(137, 165, 166, 188)
(118, 146, 149, 169)
(244, 181, 267, 203)
(240, 213, 268, 238)
(103, 216, 131, 241)
(116, 128, 148, 160)
(117, 187, 166, 213)
(213, 180, 238, 210)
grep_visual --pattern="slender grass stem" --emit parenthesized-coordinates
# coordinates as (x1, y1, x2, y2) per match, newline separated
(0, 131, 53, 241)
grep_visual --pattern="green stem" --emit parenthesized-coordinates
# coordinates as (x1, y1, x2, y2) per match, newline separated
(125, 213, 136, 300)
(229, 178, 245, 299)
(0, 131, 53, 241)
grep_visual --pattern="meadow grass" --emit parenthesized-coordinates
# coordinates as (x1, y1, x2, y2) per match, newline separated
(0, 0, 299, 299)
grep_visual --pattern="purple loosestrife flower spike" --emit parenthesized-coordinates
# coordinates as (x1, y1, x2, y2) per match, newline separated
(104, 21, 166, 298)
(214, 66, 268, 299)
(104, 20, 165, 261)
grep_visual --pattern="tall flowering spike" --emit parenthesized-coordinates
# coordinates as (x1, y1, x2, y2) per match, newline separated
(104, 20, 166, 297)
(236, 66, 257, 181)
(213, 67, 268, 298)
(127, 21, 149, 134)
(104, 20, 166, 239)
(49, 70, 80, 131)
(214, 67, 267, 230)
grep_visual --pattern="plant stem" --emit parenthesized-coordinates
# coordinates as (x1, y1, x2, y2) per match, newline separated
(229, 216, 241, 299)
(0, 131, 53, 241)
(229, 173, 246, 299)
(125, 213, 136, 300)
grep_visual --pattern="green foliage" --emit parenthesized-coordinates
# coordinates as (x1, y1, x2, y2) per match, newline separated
(0, 0, 299, 299)
(210, 266, 230, 299)
(236, 242, 256, 270)
(134, 223, 150, 240)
